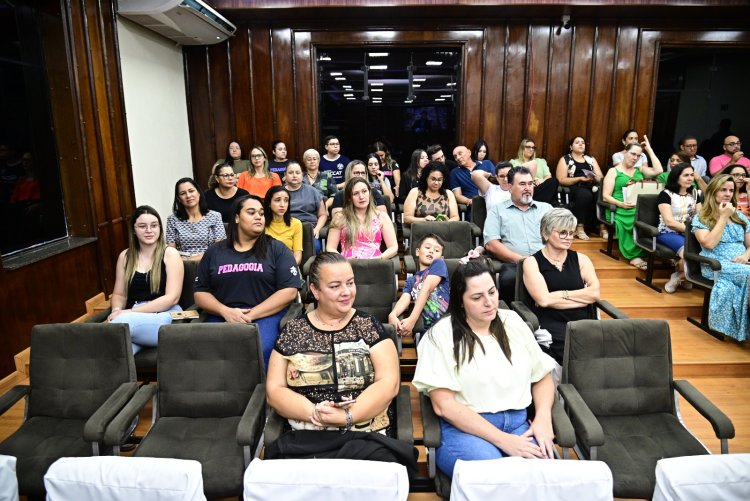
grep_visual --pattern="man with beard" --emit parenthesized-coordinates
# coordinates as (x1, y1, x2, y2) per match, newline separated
(483, 166, 552, 302)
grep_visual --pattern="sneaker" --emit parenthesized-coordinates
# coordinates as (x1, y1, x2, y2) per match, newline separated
(680, 279, 693, 290)
(664, 272, 680, 294)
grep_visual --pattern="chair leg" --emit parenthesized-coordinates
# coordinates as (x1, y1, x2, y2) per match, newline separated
(636, 252, 662, 293)
(686, 289, 725, 341)
(599, 229, 619, 260)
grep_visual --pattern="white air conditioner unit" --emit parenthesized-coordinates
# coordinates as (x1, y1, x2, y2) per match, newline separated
(118, 0, 236, 46)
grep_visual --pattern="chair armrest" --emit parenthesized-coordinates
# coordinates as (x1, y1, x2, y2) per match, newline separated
(103, 383, 157, 446)
(302, 255, 315, 276)
(396, 385, 414, 445)
(263, 408, 285, 447)
(683, 251, 722, 272)
(551, 393, 576, 449)
(510, 301, 540, 332)
(86, 308, 111, 323)
(634, 221, 659, 238)
(404, 255, 417, 274)
(83, 381, 140, 443)
(419, 392, 441, 449)
(280, 302, 304, 331)
(0, 385, 29, 415)
(469, 223, 482, 238)
(674, 379, 734, 440)
(558, 383, 604, 448)
(457, 203, 468, 220)
(237, 384, 267, 446)
(595, 300, 629, 319)
(488, 258, 503, 274)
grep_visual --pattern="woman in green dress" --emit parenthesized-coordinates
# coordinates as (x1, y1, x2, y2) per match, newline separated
(602, 138, 664, 269)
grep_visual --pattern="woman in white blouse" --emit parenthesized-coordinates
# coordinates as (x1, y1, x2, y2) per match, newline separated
(412, 258, 556, 478)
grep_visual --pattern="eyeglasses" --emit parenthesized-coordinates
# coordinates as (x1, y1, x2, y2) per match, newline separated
(524, 145, 536, 150)
(429, 177, 444, 183)
(731, 173, 746, 179)
(251, 154, 264, 159)
(725, 141, 742, 147)
(683, 143, 698, 148)
(135, 223, 159, 231)
(217, 173, 236, 178)
(554, 230, 575, 239)
(327, 142, 340, 146)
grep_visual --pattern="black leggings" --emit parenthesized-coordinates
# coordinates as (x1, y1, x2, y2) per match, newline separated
(569, 184, 596, 229)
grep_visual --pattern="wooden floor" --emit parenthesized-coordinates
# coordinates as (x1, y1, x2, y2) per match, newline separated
(0, 236, 747, 501)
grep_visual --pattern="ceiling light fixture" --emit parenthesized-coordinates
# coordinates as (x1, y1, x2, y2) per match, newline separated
(435, 98, 445, 101)
(412, 84, 421, 88)
(426, 61, 443, 66)
(335, 77, 346, 81)
(446, 82, 457, 86)
(371, 88, 383, 92)
(413, 78, 426, 82)
(344, 93, 354, 97)
(440, 94, 452, 98)
(319, 53, 331, 61)
(370, 83, 383, 86)
(369, 65, 388, 70)
(330, 72, 342, 76)
(368, 52, 389, 57)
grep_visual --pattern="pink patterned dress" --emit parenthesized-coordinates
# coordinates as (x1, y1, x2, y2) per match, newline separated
(339, 214, 384, 259)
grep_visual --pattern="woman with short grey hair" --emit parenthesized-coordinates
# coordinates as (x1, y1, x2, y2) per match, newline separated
(522, 208, 601, 363)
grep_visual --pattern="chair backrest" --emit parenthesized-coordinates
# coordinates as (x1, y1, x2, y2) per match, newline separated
(300, 222, 315, 269)
(635, 194, 660, 228)
(179, 259, 199, 310)
(44, 456, 206, 501)
(156, 323, 264, 418)
(409, 221, 473, 261)
(349, 259, 397, 323)
(450, 457, 613, 501)
(561, 319, 674, 416)
(470, 195, 487, 233)
(653, 454, 750, 501)
(28, 323, 135, 419)
(0, 455, 18, 501)
(243, 458, 409, 501)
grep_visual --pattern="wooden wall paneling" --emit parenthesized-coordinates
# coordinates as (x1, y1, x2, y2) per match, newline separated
(608, 25, 640, 162)
(184, 47, 213, 185)
(544, 20, 573, 163)
(566, 23, 595, 160)
(481, 26, 506, 161)
(229, 28, 254, 151)
(250, 28, 274, 151)
(208, 42, 232, 173)
(500, 23, 527, 157)
(587, 23, 617, 167)
(271, 28, 295, 158)
(527, 23, 551, 156)
(292, 31, 315, 153)
(460, 30, 484, 146)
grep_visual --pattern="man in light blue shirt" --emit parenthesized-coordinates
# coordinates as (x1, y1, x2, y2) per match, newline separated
(484, 166, 552, 302)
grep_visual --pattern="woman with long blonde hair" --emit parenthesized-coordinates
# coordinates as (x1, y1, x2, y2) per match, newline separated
(237, 145, 282, 198)
(327, 177, 398, 260)
(692, 174, 750, 341)
(108, 205, 184, 353)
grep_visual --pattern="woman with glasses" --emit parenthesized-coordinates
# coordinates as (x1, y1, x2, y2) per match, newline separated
(521, 208, 601, 363)
(108, 206, 184, 354)
(237, 145, 282, 198)
(204, 162, 249, 223)
(167, 177, 226, 261)
(403, 162, 459, 224)
(510, 139, 558, 205)
(722, 164, 750, 216)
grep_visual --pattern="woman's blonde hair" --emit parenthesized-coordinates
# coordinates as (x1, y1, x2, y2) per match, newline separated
(334, 177, 379, 247)
(515, 138, 536, 163)
(699, 174, 746, 230)
(250, 145, 273, 179)
(124, 206, 167, 297)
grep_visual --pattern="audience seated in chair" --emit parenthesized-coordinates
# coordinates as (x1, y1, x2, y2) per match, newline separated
(330, 160, 388, 218)
(470, 161, 512, 210)
(285, 160, 327, 253)
(236, 145, 282, 199)
(402, 162, 459, 224)
(265, 253, 418, 477)
(166, 177, 226, 262)
(108, 205, 183, 355)
(510, 138, 560, 206)
(194, 195, 301, 369)
(264, 186, 303, 265)
(412, 259, 557, 479)
(204, 162, 249, 224)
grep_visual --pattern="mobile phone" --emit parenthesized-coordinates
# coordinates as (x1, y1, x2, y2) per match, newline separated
(333, 399, 356, 408)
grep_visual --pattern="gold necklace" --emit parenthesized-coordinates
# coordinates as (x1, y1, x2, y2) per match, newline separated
(542, 247, 566, 272)
(314, 309, 348, 328)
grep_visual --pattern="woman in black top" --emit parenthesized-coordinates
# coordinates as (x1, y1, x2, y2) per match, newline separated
(204, 162, 249, 223)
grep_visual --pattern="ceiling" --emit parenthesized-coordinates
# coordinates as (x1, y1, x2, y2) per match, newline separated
(318, 48, 461, 107)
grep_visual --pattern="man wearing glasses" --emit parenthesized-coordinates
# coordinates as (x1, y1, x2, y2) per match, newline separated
(708, 135, 750, 175)
(677, 135, 708, 180)
(471, 161, 512, 209)
(319, 135, 350, 188)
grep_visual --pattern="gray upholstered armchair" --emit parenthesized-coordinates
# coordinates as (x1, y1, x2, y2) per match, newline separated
(104, 323, 267, 499)
(634, 193, 679, 292)
(0, 323, 139, 498)
(558, 319, 734, 499)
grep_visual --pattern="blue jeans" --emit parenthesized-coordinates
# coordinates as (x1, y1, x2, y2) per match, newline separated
(205, 307, 288, 372)
(656, 232, 685, 255)
(436, 408, 530, 478)
(110, 301, 182, 355)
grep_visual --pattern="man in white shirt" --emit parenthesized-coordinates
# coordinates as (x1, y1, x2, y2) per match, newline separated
(471, 161, 512, 209)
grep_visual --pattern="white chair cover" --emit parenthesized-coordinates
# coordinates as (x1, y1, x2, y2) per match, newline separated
(0, 455, 18, 501)
(450, 457, 613, 501)
(653, 454, 750, 501)
(243, 458, 408, 501)
(44, 456, 206, 501)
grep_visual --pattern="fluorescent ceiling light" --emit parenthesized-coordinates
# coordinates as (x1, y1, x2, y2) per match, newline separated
(412, 84, 421, 88)
(343, 85, 353, 89)
(435, 98, 446, 101)
(426, 61, 443, 66)
(447, 82, 457, 86)
(370, 83, 383, 86)
(346, 97, 355, 100)
(330, 72, 342, 76)
(440, 94, 452, 98)
(335, 77, 346, 81)
(344, 93, 354, 97)
(413, 78, 426, 82)
(319, 55, 331, 61)
(404, 100, 414, 103)
(369, 52, 389, 57)
(369, 65, 387, 70)
(371, 88, 383, 92)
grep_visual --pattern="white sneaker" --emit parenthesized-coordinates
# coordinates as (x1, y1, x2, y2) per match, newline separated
(664, 272, 680, 293)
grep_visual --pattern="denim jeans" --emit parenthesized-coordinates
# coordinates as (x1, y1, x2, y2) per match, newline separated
(436, 408, 530, 478)
(110, 301, 182, 354)
(205, 307, 288, 372)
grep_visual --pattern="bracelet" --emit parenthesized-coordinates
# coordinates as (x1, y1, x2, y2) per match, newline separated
(343, 409, 353, 433)
(562, 290, 570, 300)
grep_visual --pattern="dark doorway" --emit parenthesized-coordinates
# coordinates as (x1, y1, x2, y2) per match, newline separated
(653, 48, 750, 165)
(317, 48, 460, 167)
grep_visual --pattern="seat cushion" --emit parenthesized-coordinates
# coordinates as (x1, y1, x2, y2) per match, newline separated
(0, 417, 92, 497)
(134, 416, 244, 498)
(579, 413, 708, 499)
